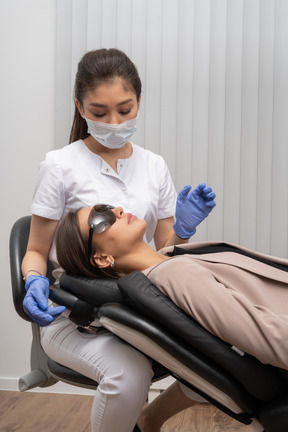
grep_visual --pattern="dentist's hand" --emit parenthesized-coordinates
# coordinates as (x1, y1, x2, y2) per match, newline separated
(23, 275, 66, 326)
(173, 183, 216, 239)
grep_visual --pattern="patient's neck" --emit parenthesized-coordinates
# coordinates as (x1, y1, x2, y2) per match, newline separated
(117, 243, 169, 274)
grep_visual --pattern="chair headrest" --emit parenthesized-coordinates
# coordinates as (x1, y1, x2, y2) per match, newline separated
(60, 272, 124, 306)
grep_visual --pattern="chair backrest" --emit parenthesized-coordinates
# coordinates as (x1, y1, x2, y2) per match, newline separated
(9, 216, 55, 321)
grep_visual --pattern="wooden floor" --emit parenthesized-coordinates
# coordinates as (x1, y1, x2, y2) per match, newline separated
(0, 390, 254, 432)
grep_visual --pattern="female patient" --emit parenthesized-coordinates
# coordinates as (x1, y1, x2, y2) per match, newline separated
(56, 204, 288, 373)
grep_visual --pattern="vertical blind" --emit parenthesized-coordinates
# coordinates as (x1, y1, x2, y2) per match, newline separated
(55, 0, 288, 257)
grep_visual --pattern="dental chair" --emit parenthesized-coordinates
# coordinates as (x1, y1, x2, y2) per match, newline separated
(9, 216, 167, 392)
(10, 216, 288, 432)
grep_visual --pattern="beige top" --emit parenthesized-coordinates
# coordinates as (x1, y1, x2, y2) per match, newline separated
(142, 241, 288, 370)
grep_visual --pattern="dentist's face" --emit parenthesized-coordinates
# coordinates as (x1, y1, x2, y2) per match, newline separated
(76, 78, 140, 125)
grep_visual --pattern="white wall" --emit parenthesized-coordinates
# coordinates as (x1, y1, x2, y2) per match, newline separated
(0, 0, 58, 390)
(1, 0, 288, 393)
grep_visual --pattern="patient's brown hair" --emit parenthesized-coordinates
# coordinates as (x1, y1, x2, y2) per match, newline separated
(56, 209, 119, 279)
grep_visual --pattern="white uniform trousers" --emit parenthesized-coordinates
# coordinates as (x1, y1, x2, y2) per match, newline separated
(40, 316, 153, 432)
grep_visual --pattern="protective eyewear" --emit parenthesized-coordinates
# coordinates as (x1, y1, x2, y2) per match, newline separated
(87, 204, 116, 258)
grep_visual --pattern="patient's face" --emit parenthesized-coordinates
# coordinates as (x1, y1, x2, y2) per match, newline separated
(78, 206, 147, 257)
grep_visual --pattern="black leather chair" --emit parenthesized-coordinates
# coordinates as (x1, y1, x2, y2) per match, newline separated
(9, 216, 167, 392)
(57, 271, 288, 432)
(10, 216, 288, 432)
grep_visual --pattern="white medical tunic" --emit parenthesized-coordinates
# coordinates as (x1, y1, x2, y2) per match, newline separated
(31, 140, 177, 280)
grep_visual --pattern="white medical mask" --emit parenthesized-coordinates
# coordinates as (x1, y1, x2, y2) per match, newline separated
(85, 116, 137, 149)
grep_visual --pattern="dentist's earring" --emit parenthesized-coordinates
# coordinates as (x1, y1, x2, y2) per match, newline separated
(110, 260, 115, 269)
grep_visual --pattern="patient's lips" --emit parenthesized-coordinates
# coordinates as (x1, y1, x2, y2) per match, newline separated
(127, 213, 137, 224)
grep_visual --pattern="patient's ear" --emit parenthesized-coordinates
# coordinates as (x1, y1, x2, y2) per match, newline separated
(93, 253, 113, 269)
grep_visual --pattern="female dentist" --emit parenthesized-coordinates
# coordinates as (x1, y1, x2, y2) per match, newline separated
(21, 48, 216, 432)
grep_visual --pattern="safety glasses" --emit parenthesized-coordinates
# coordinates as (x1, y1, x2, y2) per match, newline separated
(87, 204, 116, 258)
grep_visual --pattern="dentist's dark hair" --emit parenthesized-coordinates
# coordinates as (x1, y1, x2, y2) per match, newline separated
(69, 48, 142, 143)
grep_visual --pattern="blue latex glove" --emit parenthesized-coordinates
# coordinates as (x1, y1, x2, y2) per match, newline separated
(173, 183, 216, 239)
(23, 275, 66, 327)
